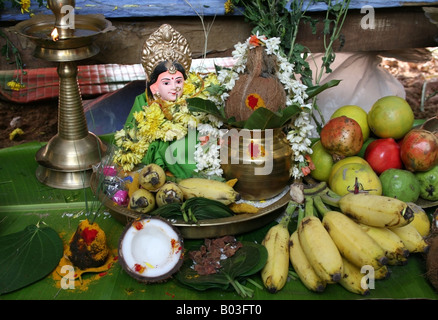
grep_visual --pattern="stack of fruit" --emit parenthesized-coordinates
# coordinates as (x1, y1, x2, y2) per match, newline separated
(114, 163, 247, 224)
(310, 96, 438, 203)
(260, 180, 432, 295)
(260, 95, 437, 296)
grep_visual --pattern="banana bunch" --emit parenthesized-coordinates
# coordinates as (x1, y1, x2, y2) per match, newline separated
(289, 230, 326, 293)
(287, 180, 432, 296)
(261, 201, 298, 293)
(358, 224, 409, 265)
(297, 197, 344, 284)
(319, 189, 430, 255)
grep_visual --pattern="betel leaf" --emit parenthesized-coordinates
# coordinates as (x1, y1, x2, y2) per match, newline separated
(174, 241, 268, 298)
(186, 97, 227, 122)
(242, 103, 302, 129)
(0, 223, 63, 295)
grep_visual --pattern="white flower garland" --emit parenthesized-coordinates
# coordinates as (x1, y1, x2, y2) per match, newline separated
(194, 33, 315, 179)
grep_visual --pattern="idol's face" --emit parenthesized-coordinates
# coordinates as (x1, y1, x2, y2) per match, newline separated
(150, 70, 184, 101)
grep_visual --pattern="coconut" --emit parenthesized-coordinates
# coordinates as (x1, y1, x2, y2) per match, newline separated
(426, 235, 438, 291)
(426, 208, 438, 291)
(225, 46, 286, 122)
(118, 216, 184, 283)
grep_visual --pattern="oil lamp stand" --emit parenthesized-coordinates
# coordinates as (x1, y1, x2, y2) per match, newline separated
(15, 0, 115, 189)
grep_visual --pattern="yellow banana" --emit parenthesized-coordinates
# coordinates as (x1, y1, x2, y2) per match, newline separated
(298, 198, 343, 284)
(338, 193, 414, 228)
(322, 210, 388, 269)
(289, 231, 326, 293)
(139, 163, 166, 191)
(375, 265, 391, 280)
(155, 181, 184, 207)
(390, 223, 430, 253)
(406, 202, 431, 237)
(338, 257, 370, 296)
(387, 255, 408, 266)
(261, 210, 293, 293)
(358, 224, 409, 263)
(178, 178, 240, 205)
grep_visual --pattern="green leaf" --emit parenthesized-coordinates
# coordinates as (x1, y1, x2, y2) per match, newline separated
(0, 224, 63, 295)
(174, 241, 267, 295)
(306, 79, 341, 100)
(186, 97, 226, 121)
(242, 104, 301, 129)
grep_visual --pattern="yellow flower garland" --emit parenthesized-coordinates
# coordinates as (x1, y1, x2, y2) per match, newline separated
(113, 72, 220, 172)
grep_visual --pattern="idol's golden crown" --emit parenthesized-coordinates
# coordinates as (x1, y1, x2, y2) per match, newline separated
(141, 24, 192, 80)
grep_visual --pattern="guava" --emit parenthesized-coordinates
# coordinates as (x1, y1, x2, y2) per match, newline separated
(415, 165, 438, 201)
(379, 168, 420, 202)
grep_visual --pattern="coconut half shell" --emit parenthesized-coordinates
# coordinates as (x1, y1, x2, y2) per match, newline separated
(118, 215, 184, 283)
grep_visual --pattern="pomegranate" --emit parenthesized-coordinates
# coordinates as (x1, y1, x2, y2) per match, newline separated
(400, 129, 438, 172)
(320, 116, 363, 160)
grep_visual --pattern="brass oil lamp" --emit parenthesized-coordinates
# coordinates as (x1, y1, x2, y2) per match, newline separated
(15, 0, 115, 189)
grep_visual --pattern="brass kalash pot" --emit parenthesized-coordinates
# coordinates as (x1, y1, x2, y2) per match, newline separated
(15, 0, 115, 189)
(220, 46, 293, 201)
(220, 127, 292, 201)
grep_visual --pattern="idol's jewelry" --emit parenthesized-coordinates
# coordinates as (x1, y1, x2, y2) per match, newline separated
(141, 24, 192, 81)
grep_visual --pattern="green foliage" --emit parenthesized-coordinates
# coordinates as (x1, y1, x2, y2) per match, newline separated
(187, 96, 302, 129)
(174, 241, 268, 298)
(0, 222, 63, 295)
(147, 197, 235, 223)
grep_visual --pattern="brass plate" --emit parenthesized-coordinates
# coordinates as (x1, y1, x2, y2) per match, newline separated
(90, 173, 290, 239)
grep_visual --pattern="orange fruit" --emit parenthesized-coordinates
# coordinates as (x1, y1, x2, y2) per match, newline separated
(331, 105, 370, 141)
(367, 96, 414, 139)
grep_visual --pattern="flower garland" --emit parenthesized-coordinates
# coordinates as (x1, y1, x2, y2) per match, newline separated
(114, 33, 316, 179)
(215, 33, 315, 179)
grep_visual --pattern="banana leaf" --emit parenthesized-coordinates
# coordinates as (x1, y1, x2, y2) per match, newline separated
(0, 142, 437, 300)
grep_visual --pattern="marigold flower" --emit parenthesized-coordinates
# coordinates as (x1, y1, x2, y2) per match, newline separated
(224, 0, 234, 14)
(9, 128, 24, 140)
(7, 80, 25, 91)
(20, 0, 31, 14)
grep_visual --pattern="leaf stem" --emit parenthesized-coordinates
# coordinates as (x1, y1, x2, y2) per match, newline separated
(225, 273, 254, 298)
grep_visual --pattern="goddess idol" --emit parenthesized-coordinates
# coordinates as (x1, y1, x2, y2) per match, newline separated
(113, 24, 223, 178)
